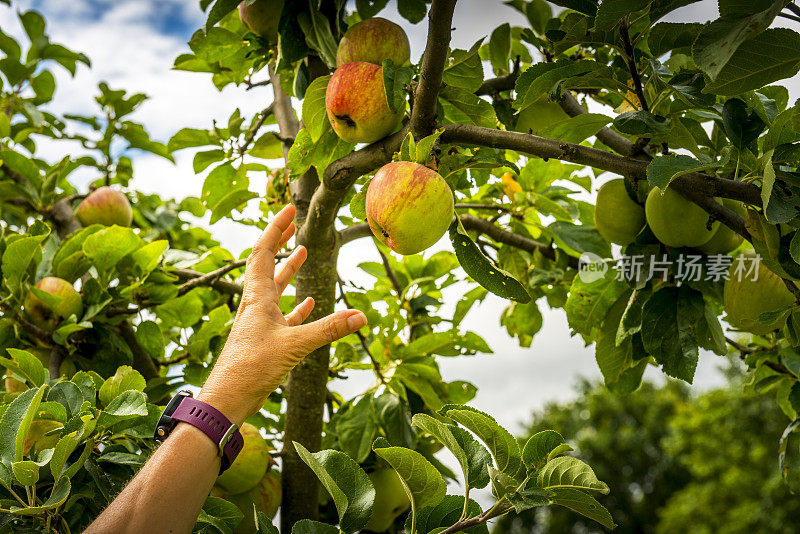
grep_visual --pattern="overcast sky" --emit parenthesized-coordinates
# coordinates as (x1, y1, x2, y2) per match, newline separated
(4, 0, 793, 434)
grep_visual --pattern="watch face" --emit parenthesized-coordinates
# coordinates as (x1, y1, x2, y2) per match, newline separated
(153, 391, 191, 441)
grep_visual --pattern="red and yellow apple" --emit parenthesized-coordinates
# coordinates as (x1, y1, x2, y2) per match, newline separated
(326, 62, 404, 144)
(366, 161, 454, 255)
(593, 179, 646, 246)
(215, 423, 271, 494)
(24, 277, 83, 331)
(364, 468, 410, 532)
(336, 17, 410, 67)
(645, 187, 719, 248)
(75, 186, 132, 227)
(724, 250, 795, 335)
(239, 0, 285, 44)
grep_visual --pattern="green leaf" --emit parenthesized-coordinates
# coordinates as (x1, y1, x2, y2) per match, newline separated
(50, 431, 80, 480)
(102, 390, 148, 417)
(407, 495, 488, 534)
(136, 320, 165, 361)
(291, 520, 340, 534)
(593, 0, 648, 30)
(535, 456, 609, 493)
(640, 285, 703, 383)
(168, 127, 217, 152)
(372, 439, 447, 528)
(204, 0, 239, 31)
(298, 10, 338, 68)
(439, 86, 497, 128)
(302, 75, 332, 142)
(514, 60, 604, 110)
(439, 404, 522, 476)
(722, 98, 766, 148)
(397, 0, 427, 23)
(288, 127, 355, 180)
(193, 149, 226, 173)
(443, 41, 485, 92)
(693, 0, 786, 80)
(1, 349, 46, 387)
(649, 22, 703, 57)
(522, 430, 571, 471)
(293, 442, 375, 533)
(549, 488, 616, 529)
(448, 219, 531, 303)
(706, 29, 800, 96)
(382, 61, 413, 114)
(10, 476, 70, 515)
(349, 181, 369, 221)
(250, 132, 284, 159)
(564, 267, 627, 343)
(98, 366, 146, 408)
(538, 113, 611, 144)
(412, 413, 489, 492)
(83, 226, 141, 269)
(415, 128, 444, 165)
(646, 154, 719, 190)
(0, 386, 45, 465)
(489, 23, 511, 73)
(614, 110, 671, 136)
(356, 0, 390, 18)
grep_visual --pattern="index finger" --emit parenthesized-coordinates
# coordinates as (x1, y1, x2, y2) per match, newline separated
(245, 204, 296, 286)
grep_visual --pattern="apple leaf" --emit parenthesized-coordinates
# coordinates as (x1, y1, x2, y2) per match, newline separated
(294, 442, 375, 533)
(297, 11, 338, 69)
(438, 404, 522, 477)
(0, 386, 46, 465)
(372, 437, 447, 530)
(349, 179, 369, 221)
(535, 456, 609, 493)
(522, 430, 571, 471)
(291, 520, 340, 534)
(9, 476, 70, 515)
(98, 366, 146, 408)
(382, 60, 412, 114)
(404, 495, 488, 534)
(203, 0, 239, 32)
(538, 113, 611, 144)
(549, 488, 616, 529)
(356, 0, 390, 19)
(489, 23, 511, 74)
(448, 218, 531, 303)
(302, 75, 331, 142)
(399, 130, 416, 162)
(646, 154, 720, 190)
(414, 128, 443, 165)
(1, 349, 47, 387)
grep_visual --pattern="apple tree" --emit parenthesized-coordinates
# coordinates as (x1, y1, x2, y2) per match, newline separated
(2, 0, 800, 532)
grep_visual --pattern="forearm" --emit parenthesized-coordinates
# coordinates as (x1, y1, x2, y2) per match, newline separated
(85, 422, 220, 534)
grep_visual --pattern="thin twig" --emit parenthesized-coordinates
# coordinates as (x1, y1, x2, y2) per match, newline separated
(619, 20, 649, 112)
(239, 103, 275, 155)
(338, 279, 387, 385)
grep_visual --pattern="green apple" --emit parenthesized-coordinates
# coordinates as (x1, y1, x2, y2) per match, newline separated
(645, 187, 719, 248)
(724, 250, 795, 335)
(75, 186, 132, 227)
(225, 469, 282, 533)
(366, 161, 454, 255)
(698, 199, 747, 255)
(239, 0, 285, 44)
(594, 179, 646, 245)
(215, 423, 270, 494)
(24, 277, 83, 331)
(365, 468, 410, 532)
(326, 62, 404, 144)
(336, 17, 410, 67)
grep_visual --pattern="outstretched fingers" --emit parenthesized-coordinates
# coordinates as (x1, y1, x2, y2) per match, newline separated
(293, 309, 368, 352)
(285, 297, 315, 326)
(243, 204, 296, 296)
(274, 246, 307, 296)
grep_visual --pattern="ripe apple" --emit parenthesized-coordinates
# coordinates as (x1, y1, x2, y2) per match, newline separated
(698, 199, 747, 255)
(75, 186, 132, 227)
(594, 179, 646, 245)
(364, 468, 410, 532)
(326, 62, 404, 144)
(724, 250, 795, 335)
(336, 17, 410, 67)
(366, 161, 454, 255)
(645, 187, 719, 248)
(239, 0, 284, 44)
(215, 423, 271, 494)
(224, 469, 282, 533)
(24, 277, 83, 331)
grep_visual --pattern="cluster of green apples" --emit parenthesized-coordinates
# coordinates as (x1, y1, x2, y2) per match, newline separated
(593, 179, 794, 335)
(210, 423, 281, 533)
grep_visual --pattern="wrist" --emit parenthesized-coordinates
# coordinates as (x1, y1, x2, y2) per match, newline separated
(196, 387, 249, 427)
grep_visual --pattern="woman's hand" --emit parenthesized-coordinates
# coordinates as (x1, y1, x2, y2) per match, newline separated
(197, 204, 367, 425)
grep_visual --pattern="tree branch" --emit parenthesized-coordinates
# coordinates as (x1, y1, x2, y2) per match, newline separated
(171, 268, 244, 295)
(409, 0, 459, 138)
(619, 20, 649, 112)
(238, 103, 275, 155)
(476, 72, 518, 96)
(440, 503, 514, 534)
(117, 320, 158, 380)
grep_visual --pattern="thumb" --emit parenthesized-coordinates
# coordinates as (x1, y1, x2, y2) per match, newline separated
(294, 309, 367, 353)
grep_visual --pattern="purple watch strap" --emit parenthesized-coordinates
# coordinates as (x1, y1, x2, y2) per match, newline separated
(171, 397, 244, 473)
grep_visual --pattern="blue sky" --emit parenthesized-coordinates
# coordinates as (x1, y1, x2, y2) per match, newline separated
(0, 0, 764, 433)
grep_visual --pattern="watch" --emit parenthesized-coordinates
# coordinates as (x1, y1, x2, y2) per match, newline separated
(154, 390, 245, 474)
